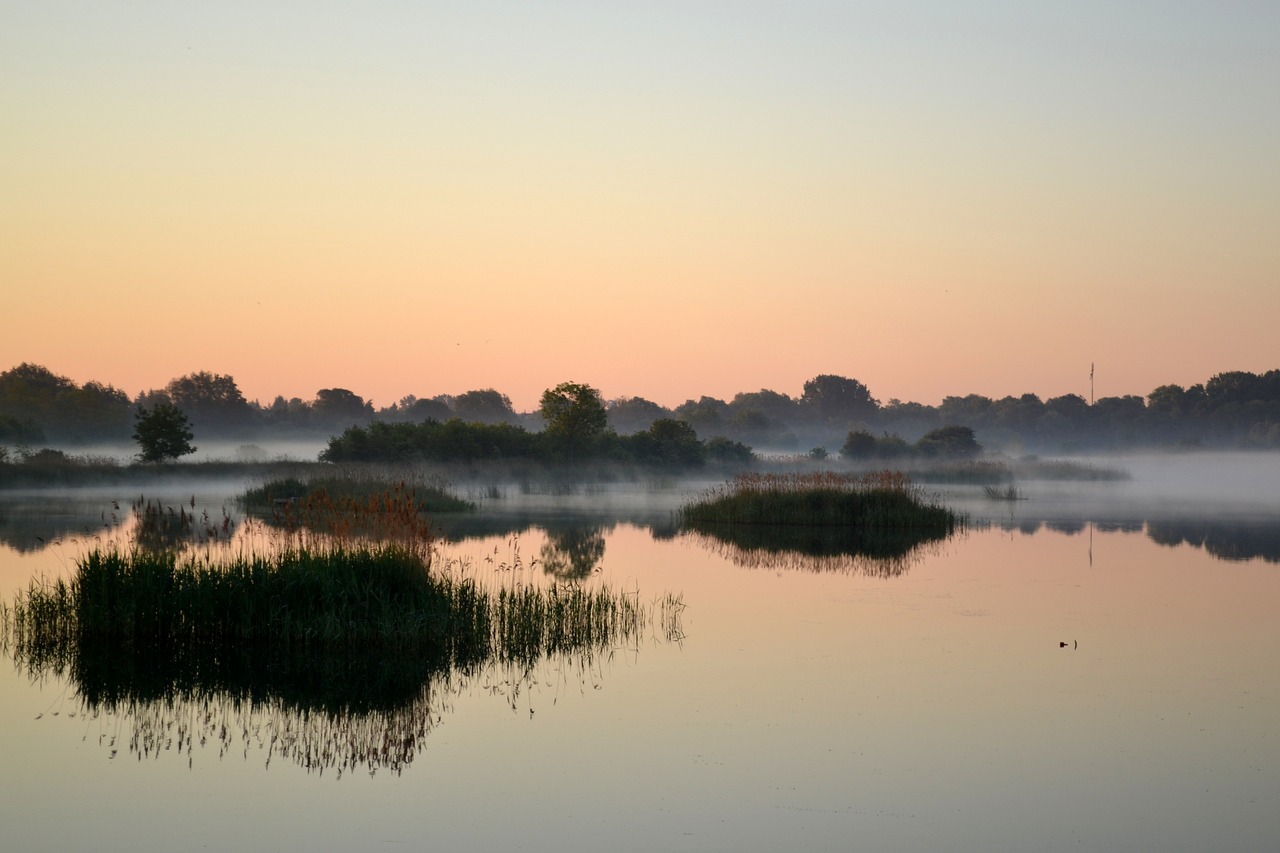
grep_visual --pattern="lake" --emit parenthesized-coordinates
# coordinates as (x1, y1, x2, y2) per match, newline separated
(2, 455, 1278, 852)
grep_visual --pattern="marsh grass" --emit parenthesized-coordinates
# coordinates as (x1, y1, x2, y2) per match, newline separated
(981, 484, 1025, 501)
(1012, 457, 1129, 481)
(0, 541, 684, 776)
(4, 544, 675, 659)
(2, 478, 685, 775)
(241, 475, 474, 517)
(680, 471, 959, 532)
(907, 460, 1012, 485)
(131, 495, 237, 551)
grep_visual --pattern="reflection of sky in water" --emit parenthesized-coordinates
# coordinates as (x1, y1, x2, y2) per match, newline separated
(2, 472, 1279, 851)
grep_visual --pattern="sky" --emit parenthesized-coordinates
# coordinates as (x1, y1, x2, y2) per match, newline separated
(4, 1, 1278, 411)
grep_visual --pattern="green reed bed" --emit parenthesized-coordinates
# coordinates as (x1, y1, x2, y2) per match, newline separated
(680, 471, 960, 534)
(67, 546, 478, 653)
(3, 543, 680, 673)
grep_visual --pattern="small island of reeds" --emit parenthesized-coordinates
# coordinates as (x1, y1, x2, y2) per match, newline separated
(679, 471, 962, 564)
(240, 474, 475, 517)
(681, 471, 960, 530)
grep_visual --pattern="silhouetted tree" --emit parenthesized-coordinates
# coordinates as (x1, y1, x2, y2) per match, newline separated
(674, 396, 728, 437)
(627, 418, 706, 467)
(312, 388, 374, 430)
(160, 371, 254, 433)
(725, 389, 798, 447)
(540, 382, 608, 459)
(801, 375, 878, 425)
(385, 395, 453, 423)
(1147, 384, 1189, 416)
(729, 389, 800, 422)
(841, 429, 878, 459)
(133, 403, 196, 463)
(916, 425, 981, 458)
(0, 363, 132, 442)
(453, 389, 516, 424)
(706, 436, 754, 465)
(606, 396, 670, 434)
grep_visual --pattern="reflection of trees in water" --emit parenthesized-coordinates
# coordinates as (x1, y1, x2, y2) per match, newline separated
(973, 514, 1280, 564)
(540, 526, 607, 579)
(682, 523, 952, 577)
(0, 498, 121, 553)
(1147, 519, 1280, 563)
(430, 510, 680, 545)
(0, 495, 237, 554)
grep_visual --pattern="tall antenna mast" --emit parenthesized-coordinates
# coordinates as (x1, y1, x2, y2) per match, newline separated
(1090, 362, 1095, 405)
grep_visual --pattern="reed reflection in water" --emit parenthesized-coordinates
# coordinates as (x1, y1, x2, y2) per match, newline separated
(681, 525, 952, 577)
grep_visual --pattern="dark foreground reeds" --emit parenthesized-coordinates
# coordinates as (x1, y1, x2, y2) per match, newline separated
(680, 471, 960, 532)
(0, 544, 683, 776)
(3, 544, 678, 669)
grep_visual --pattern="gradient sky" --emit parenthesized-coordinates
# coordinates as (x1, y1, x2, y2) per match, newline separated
(4, 1, 1277, 411)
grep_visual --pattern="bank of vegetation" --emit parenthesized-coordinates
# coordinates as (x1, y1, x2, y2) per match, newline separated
(9, 363, 1280, 466)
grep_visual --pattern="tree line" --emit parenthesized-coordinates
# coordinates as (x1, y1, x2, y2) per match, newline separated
(4, 362, 1280, 455)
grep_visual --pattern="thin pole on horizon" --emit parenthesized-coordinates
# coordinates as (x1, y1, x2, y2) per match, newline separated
(1090, 362, 1095, 405)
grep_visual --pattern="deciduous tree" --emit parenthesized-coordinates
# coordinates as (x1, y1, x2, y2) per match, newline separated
(133, 403, 196, 463)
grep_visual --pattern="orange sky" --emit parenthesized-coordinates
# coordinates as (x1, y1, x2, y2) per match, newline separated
(4, 2, 1278, 410)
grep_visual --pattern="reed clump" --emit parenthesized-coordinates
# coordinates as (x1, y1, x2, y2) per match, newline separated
(4, 543, 681, 670)
(981, 483, 1025, 501)
(680, 471, 960, 533)
(66, 545, 479, 653)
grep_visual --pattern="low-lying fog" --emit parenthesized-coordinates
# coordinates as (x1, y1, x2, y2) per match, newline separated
(54, 437, 330, 464)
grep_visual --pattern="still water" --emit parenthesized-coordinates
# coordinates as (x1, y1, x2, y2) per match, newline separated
(1, 460, 1278, 852)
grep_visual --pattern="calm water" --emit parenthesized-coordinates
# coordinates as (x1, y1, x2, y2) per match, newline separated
(2, 457, 1279, 852)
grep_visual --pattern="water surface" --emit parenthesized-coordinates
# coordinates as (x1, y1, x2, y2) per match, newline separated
(2, 462, 1278, 852)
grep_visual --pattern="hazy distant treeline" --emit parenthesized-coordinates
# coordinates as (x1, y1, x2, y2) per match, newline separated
(3, 362, 1280, 455)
